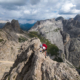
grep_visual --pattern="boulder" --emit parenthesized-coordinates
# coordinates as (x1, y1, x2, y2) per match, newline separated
(2, 38, 80, 80)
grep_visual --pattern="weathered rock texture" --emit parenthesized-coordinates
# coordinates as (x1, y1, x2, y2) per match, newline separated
(62, 19, 80, 68)
(29, 19, 64, 54)
(74, 14, 80, 22)
(0, 19, 28, 79)
(2, 38, 80, 80)
(30, 15, 80, 69)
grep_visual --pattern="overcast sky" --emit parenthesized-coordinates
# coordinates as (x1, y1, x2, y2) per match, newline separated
(0, 0, 80, 24)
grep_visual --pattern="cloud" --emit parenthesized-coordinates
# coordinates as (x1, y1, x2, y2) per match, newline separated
(24, 10, 31, 14)
(0, 0, 27, 10)
(0, 0, 27, 5)
(59, 1, 80, 15)
(0, 0, 80, 23)
(30, 0, 40, 5)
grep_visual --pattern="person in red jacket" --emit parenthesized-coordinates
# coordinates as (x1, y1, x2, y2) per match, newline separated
(40, 44, 47, 58)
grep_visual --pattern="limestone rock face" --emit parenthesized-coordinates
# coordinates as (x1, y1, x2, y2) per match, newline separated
(62, 19, 80, 68)
(74, 14, 80, 22)
(64, 38, 80, 67)
(0, 20, 28, 79)
(3, 19, 22, 33)
(56, 16, 64, 21)
(30, 19, 64, 54)
(60, 31, 70, 45)
(30, 17, 80, 69)
(2, 38, 80, 80)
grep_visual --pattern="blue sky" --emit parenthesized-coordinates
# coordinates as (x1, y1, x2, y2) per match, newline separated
(0, 0, 80, 24)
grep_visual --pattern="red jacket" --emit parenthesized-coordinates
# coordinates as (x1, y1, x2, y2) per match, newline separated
(42, 44, 47, 50)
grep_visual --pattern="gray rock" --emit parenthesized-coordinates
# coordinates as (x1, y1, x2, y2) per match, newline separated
(65, 38, 80, 67)
(30, 19, 64, 54)
(56, 16, 64, 21)
(74, 14, 80, 22)
(30, 17, 80, 68)
(2, 38, 80, 80)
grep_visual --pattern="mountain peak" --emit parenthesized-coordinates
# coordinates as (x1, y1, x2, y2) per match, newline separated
(56, 16, 64, 21)
(3, 19, 22, 32)
(74, 14, 80, 22)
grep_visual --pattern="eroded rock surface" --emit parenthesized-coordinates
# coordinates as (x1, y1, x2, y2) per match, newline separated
(30, 19, 64, 54)
(0, 20, 29, 79)
(2, 38, 80, 80)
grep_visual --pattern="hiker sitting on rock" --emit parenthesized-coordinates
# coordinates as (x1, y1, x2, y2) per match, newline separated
(40, 44, 47, 58)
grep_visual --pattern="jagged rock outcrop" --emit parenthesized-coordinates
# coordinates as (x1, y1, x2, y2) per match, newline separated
(56, 16, 64, 21)
(0, 20, 29, 79)
(64, 38, 80, 67)
(29, 19, 64, 54)
(62, 19, 80, 38)
(60, 31, 70, 45)
(62, 19, 80, 68)
(30, 15, 80, 70)
(74, 14, 80, 22)
(3, 19, 22, 33)
(2, 38, 80, 80)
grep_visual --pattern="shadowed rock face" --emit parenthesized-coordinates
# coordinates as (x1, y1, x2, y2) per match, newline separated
(30, 19, 64, 54)
(3, 19, 22, 33)
(74, 14, 80, 22)
(56, 16, 64, 21)
(2, 38, 80, 80)
(0, 20, 29, 79)
(62, 19, 80, 68)
(29, 16, 80, 69)
(62, 19, 80, 38)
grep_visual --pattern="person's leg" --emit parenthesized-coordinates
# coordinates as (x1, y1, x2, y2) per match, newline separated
(45, 51, 46, 58)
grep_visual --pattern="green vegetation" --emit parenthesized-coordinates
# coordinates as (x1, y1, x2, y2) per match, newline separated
(0, 29, 2, 31)
(18, 36, 27, 42)
(11, 47, 13, 50)
(8, 76, 10, 80)
(13, 76, 15, 79)
(0, 39, 4, 42)
(54, 57, 63, 62)
(77, 66, 80, 69)
(28, 31, 59, 56)
(54, 28, 61, 32)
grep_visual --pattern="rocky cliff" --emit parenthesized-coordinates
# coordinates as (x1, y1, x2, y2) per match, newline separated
(2, 38, 80, 80)
(74, 14, 80, 22)
(29, 15, 80, 71)
(62, 19, 80, 69)
(0, 19, 28, 79)
(29, 19, 64, 54)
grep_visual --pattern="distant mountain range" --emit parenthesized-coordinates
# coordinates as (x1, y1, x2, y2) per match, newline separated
(19, 23, 35, 31)
(29, 14, 80, 74)
(0, 23, 5, 28)
(0, 22, 35, 31)
(0, 14, 80, 31)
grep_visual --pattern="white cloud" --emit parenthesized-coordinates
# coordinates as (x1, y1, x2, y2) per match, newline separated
(60, 3, 76, 12)
(59, 1, 80, 14)
(0, 0, 80, 23)
(32, 10, 37, 14)
(0, 20, 10, 23)
(24, 10, 30, 14)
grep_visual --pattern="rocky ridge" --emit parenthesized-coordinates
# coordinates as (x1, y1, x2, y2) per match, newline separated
(29, 14, 80, 70)
(0, 19, 29, 79)
(29, 19, 64, 54)
(2, 38, 80, 80)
